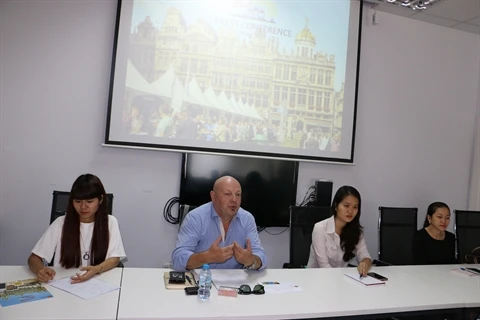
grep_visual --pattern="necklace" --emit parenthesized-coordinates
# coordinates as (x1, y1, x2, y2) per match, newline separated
(80, 232, 91, 261)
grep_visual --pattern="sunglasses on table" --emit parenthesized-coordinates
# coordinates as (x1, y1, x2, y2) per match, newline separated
(237, 284, 265, 295)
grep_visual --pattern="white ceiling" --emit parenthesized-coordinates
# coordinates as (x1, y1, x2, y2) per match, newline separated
(364, 0, 480, 34)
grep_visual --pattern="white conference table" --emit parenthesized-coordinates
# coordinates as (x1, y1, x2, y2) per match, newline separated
(389, 264, 480, 309)
(0, 266, 123, 320)
(117, 265, 480, 320)
(1, 265, 478, 320)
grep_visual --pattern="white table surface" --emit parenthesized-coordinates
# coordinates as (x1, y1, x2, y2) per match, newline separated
(0, 266, 123, 320)
(117, 265, 480, 320)
(395, 264, 480, 308)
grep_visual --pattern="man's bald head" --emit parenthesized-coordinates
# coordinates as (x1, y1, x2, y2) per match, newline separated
(212, 176, 240, 193)
(210, 176, 242, 221)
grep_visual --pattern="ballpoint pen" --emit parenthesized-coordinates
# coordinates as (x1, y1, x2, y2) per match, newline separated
(185, 275, 193, 285)
(460, 267, 478, 274)
(190, 272, 198, 286)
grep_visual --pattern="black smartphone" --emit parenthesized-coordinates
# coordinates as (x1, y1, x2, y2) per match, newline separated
(466, 267, 480, 275)
(367, 272, 388, 281)
(184, 286, 199, 295)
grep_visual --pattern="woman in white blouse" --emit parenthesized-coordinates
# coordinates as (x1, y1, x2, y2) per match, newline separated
(28, 174, 126, 283)
(307, 185, 372, 276)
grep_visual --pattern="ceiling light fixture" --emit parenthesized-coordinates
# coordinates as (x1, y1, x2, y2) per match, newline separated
(373, 0, 444, 11)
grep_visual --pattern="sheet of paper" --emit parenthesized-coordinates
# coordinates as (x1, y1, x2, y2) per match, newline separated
(48, 276, 120, 299)
(261, 281, 303, 293)
(344, 271, 385, 286)
(195, 269, 250, 288)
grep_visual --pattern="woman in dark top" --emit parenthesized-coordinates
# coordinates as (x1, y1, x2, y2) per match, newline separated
(413, 202, 456, 265)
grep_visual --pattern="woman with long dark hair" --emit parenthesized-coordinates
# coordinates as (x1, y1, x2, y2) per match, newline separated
(413, 202, 456, 265)
(28, 174, 126, 283)
(307, 185, 372, 276)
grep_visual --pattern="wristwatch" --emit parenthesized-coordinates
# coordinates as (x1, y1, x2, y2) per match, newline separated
(244, 259, 257, 270)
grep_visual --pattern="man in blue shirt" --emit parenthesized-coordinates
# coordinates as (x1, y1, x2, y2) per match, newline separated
(172, 176, 267, 271)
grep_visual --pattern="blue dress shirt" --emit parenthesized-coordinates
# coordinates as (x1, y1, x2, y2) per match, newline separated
(172, 202, 267, 271)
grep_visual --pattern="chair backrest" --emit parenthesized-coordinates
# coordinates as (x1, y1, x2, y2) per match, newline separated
(289, 206, 332, 268)
(178, 204, 198, 227)
(455, 210, 480, 263)
(50, 191, 114, 224)
(378, 206, 417, 265)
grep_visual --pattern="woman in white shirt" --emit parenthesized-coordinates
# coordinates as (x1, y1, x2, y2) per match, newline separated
(307, 185, 372, 276)
(28, 174, 126, 283)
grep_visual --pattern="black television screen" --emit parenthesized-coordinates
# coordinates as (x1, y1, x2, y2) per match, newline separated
(179, 153, 299, 227)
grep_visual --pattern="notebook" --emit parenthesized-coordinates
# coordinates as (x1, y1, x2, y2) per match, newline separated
(451, 268, 480, 277)
(344, 271, 386, 287)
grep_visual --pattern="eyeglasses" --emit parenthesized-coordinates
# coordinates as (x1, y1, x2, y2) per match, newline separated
(237, 284, 265, 295)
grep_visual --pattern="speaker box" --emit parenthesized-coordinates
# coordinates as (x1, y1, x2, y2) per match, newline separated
(314, 180, 333, 207)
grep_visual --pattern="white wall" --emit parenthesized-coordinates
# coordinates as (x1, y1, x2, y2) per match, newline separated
(1, 1, 479, 267)
(468, 89, 480, 210)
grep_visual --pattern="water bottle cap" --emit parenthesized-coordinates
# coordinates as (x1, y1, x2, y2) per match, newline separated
(202, 264, 210, 269)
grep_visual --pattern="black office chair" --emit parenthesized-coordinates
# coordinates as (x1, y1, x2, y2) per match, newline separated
(50, 191, 114, 224)
(454, 210, 480, 263)
(285, 206, 332, 268)
(178, 204, 198, 228)
(49, 191, 122, 267)
(378, 206, 418, 265)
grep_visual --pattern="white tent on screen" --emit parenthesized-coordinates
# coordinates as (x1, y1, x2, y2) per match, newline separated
(235, 97, 263, 121)
(151, 65, 181, 99)
(170, 76, 185, 112)
(183, 76, 211, 108)
(204, 86, 228, 113)
(226, 93, 263, 120)
(245, 102, 264, 120)
(228, 95, 244, 115)
(217, 91, 241, 116)
(125, 60, 158, 96)
(151, 64, 186, 112)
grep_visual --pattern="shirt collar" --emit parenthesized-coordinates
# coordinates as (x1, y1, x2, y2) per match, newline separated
(209, 202, 239, 221)
(325, 215, 336, 234)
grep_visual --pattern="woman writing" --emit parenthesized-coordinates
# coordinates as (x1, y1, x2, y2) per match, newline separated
(28, 174, 126, 283)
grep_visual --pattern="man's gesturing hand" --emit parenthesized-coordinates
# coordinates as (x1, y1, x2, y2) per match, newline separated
(233, 239, 255, 266)
(207, 236, 234, 263)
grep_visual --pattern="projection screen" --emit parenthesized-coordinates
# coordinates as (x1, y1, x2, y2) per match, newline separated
(106, 0, 363, 163)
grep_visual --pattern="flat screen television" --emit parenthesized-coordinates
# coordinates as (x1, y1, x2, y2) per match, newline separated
(179, 153, 299, 227)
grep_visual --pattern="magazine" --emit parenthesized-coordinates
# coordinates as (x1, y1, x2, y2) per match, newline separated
(0, 278, 53, 307)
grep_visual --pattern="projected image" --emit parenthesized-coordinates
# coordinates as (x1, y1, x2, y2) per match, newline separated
(109, 0, 361, 162)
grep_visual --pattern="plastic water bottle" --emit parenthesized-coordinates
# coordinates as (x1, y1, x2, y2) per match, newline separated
(198, 264, 212, 301)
